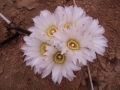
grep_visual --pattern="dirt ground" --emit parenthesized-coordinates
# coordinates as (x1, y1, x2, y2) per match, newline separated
(0, 0, 120, 90)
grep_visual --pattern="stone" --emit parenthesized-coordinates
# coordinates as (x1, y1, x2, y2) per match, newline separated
(17, 0, 39, 10)
(99, 82, 107, 90)
(114, 65, 120, 72)
(33, 76, 39, 82)
(116, 52, 120, 60)
(0, 64, 4, 74)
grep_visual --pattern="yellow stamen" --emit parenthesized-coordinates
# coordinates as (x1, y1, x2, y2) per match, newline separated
(46, 26, 57, 37)
(53, 51, 65, 64)
(64, 22, 71, 29)
(67, 39, 80, 50)
(40, 43, 48, 55)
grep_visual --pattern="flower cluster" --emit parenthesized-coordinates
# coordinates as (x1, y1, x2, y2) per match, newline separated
(21, 6, 108, 84)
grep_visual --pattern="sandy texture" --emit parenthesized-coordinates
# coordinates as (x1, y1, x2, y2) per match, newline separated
(0, 0, 120, 90)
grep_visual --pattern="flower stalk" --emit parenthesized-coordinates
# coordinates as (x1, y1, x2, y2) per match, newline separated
(73, 0, 76, 6)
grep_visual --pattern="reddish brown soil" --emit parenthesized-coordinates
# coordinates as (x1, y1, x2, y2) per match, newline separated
(0, 0, 120, 90)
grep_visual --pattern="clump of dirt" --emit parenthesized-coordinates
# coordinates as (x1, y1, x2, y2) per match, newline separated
(0, 0, 120, 90)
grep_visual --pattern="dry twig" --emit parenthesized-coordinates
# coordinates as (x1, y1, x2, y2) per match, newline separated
(87, 65, 94, 90)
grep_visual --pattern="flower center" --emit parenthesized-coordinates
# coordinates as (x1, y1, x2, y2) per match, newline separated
(64, 22, 71, 29)
(67, 39, 80, 50)
(47, 26, 57, 37)
(40, 43, 48, 55)
(53, 51, 65, 64)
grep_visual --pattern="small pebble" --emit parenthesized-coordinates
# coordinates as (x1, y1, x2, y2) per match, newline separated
(115, 65, 120, 72)
(81, 80, 86, 86)
(0, 65, 4, 74)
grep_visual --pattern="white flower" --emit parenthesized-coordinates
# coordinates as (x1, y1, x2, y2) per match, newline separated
(54, 5, 87, 29)
(29, 10, 59, 39)
(54, 25, 95, 65)
(83, 19, 108, 55)
(37, 45, 80, 84)
(21, 32, 50, 74)
(21, 5, 108, 84)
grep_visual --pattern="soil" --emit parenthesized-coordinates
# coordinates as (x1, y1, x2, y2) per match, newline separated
(0, 0, 120, 90)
